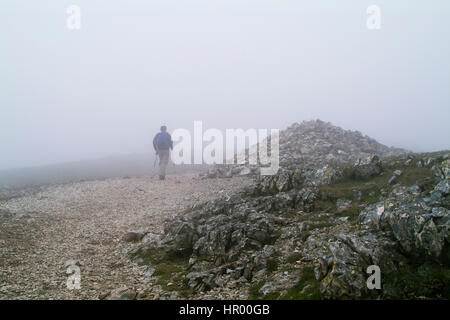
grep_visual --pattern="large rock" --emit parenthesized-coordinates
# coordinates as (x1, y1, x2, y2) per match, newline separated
(316, 231, 405, 299)
(132, 150, 450, 299)
(134, 192, 280, 270)
(352, 155, 383, 181)
(253, 165, 342, 196)
(380, 205, 449, 261)
(123, 231, 148, 243)
(434, 179, 450, 196)
(359, 182, 449, 262)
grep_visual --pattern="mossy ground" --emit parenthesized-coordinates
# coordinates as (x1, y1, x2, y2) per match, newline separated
(249, 266, 321, 300)
(383, 264, 450, 299)
(317, 163, 434, 221)
(286, 252, 302, 264)
(266, 256, 280, 274)
(130, 247, 193, 297)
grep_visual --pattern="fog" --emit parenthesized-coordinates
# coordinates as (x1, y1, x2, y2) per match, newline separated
(1, 0, 449, 171)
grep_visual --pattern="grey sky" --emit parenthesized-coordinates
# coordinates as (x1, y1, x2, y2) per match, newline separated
(1, 0, 449, 170)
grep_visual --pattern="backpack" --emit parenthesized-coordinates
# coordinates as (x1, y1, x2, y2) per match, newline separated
(156, 132, 171, 150)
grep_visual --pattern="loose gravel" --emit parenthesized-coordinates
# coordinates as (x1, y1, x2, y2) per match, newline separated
(0, 173, 250, 300)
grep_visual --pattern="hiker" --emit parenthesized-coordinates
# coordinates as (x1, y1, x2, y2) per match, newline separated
(153, 125, 173, 180)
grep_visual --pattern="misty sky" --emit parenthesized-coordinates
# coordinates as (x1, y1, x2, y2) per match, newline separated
(1, 0, 449, 170)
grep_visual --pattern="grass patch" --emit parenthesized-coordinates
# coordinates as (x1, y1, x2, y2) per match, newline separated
(249, 280, 266, 300)
(397, 167, 434, 190)
(309, 221, 334, 230)
(249, 266, 321, 300)
(334, 207, 362, 222)
(279, 266, 321, 300)
(321, 164, 433, 203)
(316, 163, 434, 224)
(263, 230, 283, 245)
(130, 246, 191, 265)
(297, 213, 334, 229)
(286, 252, 302, 264)
(319, 179, 383, 205)
(153, 262, 193, 297)
(266, 257, 279, 273)
(298, 231, 311, 242)
(130, 247, 193, 297)
(383, 264, 450, 299)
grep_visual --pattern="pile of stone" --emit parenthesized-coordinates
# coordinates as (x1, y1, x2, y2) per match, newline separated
(278, 120, 407, 169)
(200, 119, 408, 179)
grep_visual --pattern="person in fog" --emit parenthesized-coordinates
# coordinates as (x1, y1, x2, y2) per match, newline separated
(153, 125, 173, 180)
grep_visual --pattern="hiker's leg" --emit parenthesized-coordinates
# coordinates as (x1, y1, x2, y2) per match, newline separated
(159, 150, 169, 179)
(159, 154, 166, 178)
(159, 163, 166, 179)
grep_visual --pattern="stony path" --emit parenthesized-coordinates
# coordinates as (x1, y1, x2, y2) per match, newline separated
(0, 173, 250, 300)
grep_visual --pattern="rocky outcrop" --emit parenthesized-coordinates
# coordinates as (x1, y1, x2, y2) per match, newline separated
(132, 124, 449, 300)
(314, 230, 406, 299)
(133, 165, 345, 292)
(352, 155, 383, 181)
(317, 155, 450, 299)
(358, 186, 449, 262)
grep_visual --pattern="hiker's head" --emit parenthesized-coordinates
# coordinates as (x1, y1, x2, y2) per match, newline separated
(160, 125, 167, 132)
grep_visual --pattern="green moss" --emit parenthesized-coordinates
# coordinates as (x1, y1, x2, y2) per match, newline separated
(154, 264, 193, 297)
(130, 246, 191, 266)
(266, 257, 279, 273)
(286, 252, 302, 264)
(263, 292, 281, 300)
(315, 162, 435, 226)
(319, 179, 382, 204)
(263, 230, 282, 245)
(249, 280, 266, 300)
(309, 222, 334, 230)
(298, 231, 311, 242)
(130, 247, 193, 297)
(279, 266, 321, 300)
(249, 266, 321, 300)
(334, 207, 361, 222)
(297, 212, 330, 223)
(321, 162, 433, 203)
(396, 167, 433, 189)
(383, 264, 450, 299)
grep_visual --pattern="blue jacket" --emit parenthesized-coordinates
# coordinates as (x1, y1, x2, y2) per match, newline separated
(153, 132, 173, 151)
